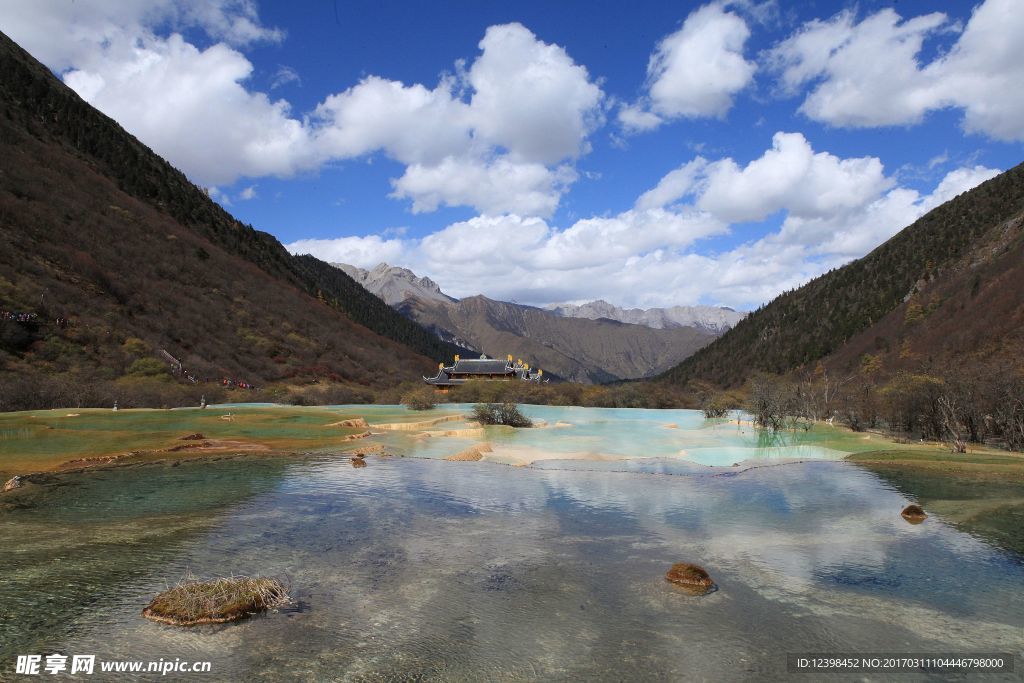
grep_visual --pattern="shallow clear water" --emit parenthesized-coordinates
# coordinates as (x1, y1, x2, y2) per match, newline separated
(352, 404, 864, 468)
(1, 406, 1022, 680)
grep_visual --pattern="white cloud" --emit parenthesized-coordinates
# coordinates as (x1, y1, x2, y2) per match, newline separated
(616, 104, 662, 133)
(0, 0, 281, 70)
(467, 23, 603, 164)
(313, 76, 473, 166)
(619, 3, 756, 132)
(634, 158, 708, 210)
(930, 0, 1024, 141)
(1, 7, 603, 216)
(536, 208, 726, 269)
(286, 235, 407, 269)
(313, 23, 603, 217)
(62, 34, 317, 185)
(767, 9, 951, 128)
(270, 65, 301, 89)
(239, 185, 258, 200)
(390, 157, 576, 217)
(289, 133, 998, 311)
(637, 133, 893, 224)
(767, 0, 1024, 140)
(696, 132, 892, 222)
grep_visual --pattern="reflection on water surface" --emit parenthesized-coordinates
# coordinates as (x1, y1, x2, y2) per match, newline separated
(2, 443, 1022, 680)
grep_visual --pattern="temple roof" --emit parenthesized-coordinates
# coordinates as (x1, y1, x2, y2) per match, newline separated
(451, 359, 512, 374)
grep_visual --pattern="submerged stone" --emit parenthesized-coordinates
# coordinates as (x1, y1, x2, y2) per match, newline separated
(665, 562, 715, 594)
(179, 433, 206, 441)
(2, 476, 23, 493)
(341, 431, 372, 441)
(351, 457, 367, 468)
(142, 576, 290, 626)
(332, 418, 369, 428)
(901, 504, 927, 523)
(445, 444, 493, 461)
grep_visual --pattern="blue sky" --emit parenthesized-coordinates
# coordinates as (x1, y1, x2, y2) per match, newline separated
(2, 0, 1022, 310)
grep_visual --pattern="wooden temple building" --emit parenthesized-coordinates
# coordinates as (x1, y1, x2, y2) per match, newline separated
(424, 354, 544, 390)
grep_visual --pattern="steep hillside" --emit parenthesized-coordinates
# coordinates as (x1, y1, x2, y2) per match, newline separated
(660, 162, 1024, 388)
(0, 30, 460, 395)
(398, 295, 716, 383)
(824, 212, 1024, 378)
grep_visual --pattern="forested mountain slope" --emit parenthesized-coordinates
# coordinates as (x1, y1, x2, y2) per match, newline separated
(824, 210, 1024, 378)
(0, 29, 461, 396)
(660, 161, 1024, 388)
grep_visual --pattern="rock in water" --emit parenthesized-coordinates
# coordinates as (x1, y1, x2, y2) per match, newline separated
(901, 504, 927, 523)
(665, 562, 715, 594)
(2, 476, 23, 492)
(351, 458, 367, 468)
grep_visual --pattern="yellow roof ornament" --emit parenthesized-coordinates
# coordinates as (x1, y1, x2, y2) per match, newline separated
(507, 354, 513, 361)
(538, 369, 543, 376)
(439, 362, 444, 369)
(454, 354, 460, 362)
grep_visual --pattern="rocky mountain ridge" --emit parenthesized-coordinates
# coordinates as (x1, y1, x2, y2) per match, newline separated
(332, 262, 455, 306)
(334, 262, 743, 333)
(332, 262, 720, 383)
(548, 300, 745, 333)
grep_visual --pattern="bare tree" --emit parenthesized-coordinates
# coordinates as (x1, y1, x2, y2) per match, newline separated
(937, 394, 967, 453)
(748, 374, 789, 432)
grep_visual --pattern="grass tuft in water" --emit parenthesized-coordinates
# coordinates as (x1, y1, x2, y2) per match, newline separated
(142, 574, 290, 626)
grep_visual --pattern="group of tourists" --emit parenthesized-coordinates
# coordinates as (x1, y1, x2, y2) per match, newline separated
(220, 378, 257, 390)
(1, 310, 72, 327)
(1, 311, 38, 322)
(160, 349, 257, 390)
(170, 367, 257, 390)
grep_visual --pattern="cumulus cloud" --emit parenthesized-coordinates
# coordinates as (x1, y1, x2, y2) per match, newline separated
(63, 35, 317, 185)
(285, 235, 408, 269)
(636, 132, 892, 224)
(696, 132, 893, 222)
(313, 23, 603, 216)
(0, 0, 281, 70)
(766, 9, 951, 128)
(767, 0, 1024, 140)
(467, 23, 604, 164)
(313, 76, 473, 166)
(1, 6, 602, 216)
(619, 3, 756, 132)
(390, 158, 577, 217)
(634, 158, 708, 210)
(289, 134, 998, 310)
